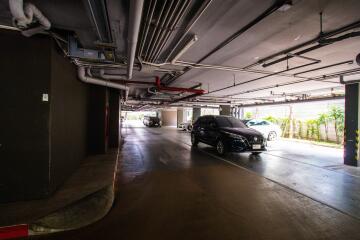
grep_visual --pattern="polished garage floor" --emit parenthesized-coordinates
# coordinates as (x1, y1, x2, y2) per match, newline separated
(35, 121, 360, 240)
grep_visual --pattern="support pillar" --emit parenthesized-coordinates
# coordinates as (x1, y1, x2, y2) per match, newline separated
(161, 109, 177, 126)
(108, 89, 120, 148)
(193, 107, 201, 122)
(177, 108, 186, 126)
(88, 86, 108, 154)
(220, 105, 231, 116)
(344, 83, 360, 166)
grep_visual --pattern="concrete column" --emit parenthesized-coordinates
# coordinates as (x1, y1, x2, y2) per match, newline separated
(193, 107, 201, 122)
(177, 108, 186, 126)
(344, 83, 360, 166)
(161, 109, 177, 126)
(239, 108, 244, 119)
(220, 105, 231, 116)
(88, 86, 108, 155)
(108, 89, 120, 148)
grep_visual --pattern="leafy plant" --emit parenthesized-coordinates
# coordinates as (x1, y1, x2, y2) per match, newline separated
(306, 119, 318, 140)
(264, 115, 277, 123)
(297, 120, 303, 139)
(328, 106, 344, 143)
(318, 113, 329, 141)
(244, 112, 253, 119)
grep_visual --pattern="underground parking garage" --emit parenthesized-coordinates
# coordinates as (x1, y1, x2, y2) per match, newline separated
(1, 0, 360, 239)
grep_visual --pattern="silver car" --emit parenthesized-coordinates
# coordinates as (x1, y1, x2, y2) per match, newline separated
(245, 119, 282, 141)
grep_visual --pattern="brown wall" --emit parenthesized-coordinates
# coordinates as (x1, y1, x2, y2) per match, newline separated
(0, 30, 51, 202)
(0, 30, 90, 202)
(161, 110, 177, 126)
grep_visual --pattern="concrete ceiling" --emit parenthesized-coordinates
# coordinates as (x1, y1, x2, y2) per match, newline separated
(0, 0, 359, 107)
(170, 0, 360, 99)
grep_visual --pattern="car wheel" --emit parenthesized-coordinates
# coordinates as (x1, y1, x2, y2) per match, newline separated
(251, 152, 261, 155)
(191, 133, 198, 146)
(267, 131, 277, 141)
(216, 140, 226, 155)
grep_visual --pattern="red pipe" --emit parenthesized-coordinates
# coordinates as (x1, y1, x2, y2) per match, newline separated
(110, 80, 156, 85)
(155, 76, 205, 94)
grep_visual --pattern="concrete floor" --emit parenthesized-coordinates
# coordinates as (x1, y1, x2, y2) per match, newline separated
(35, 121, 360, 240)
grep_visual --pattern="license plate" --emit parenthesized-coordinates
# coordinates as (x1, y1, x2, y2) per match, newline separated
(252, 144, 261, 150)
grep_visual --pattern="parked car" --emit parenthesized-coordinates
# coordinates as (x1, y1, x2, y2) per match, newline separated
(244, 119, 281, 141)
(191, 115, 266, 155)
(178, 122, 193, 131)
(143, 116, 161, 127)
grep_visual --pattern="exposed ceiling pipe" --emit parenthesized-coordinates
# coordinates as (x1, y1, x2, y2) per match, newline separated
(97, 69, 156, 85)
(155, 76, 205, 94)
(127, 0, 144, 80)
(150, 0, 192, 62)
(73, 59, 177, 73)
(99, 69, 127, 80)
(78, 67, 129, 100)
(293, 60, 354, 76)
(9, 0, 51, 37)
(164, 0, 289, 86)
(238, 95, 345, 107)
(170, 93, 203, 104)
(207, 61, 319, 95)
(251, 20, 360, 68)
(142, 60, 298, 78)
(207, 60, 355, 95)
(219, 68, 360, 98)
(164, 0, 213, 62)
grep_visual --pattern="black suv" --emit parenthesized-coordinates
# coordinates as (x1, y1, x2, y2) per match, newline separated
(191, 115, 266, 155)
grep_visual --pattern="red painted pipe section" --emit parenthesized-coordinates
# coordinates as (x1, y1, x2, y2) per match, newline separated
(0, 225, 28, 239)
(155, 76, 205, 94)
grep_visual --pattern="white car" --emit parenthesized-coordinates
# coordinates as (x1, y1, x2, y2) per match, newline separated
(245, 119, 282, 141)
(178, 122, 193, 131)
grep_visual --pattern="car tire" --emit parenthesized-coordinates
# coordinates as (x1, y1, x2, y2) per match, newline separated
(191, 133, 198, 147)
(216, 139, 226, 156)
(267, 131, 277, 141)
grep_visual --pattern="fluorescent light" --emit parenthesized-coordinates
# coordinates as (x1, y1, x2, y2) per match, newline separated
(294, 35, 302, 41)
(278, 2, 292, 12)
(171, 35, 198, 64)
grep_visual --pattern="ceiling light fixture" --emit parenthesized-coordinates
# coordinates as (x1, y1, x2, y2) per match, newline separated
(171, 35, 198, 64)
(277, 1, 293, 12)
(294, 35, 302, 41)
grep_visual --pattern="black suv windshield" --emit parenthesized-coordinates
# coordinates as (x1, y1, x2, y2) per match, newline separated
(215, 116, 246, 128)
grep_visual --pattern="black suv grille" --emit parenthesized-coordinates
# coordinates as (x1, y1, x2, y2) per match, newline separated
(248, 136, 263, 144)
